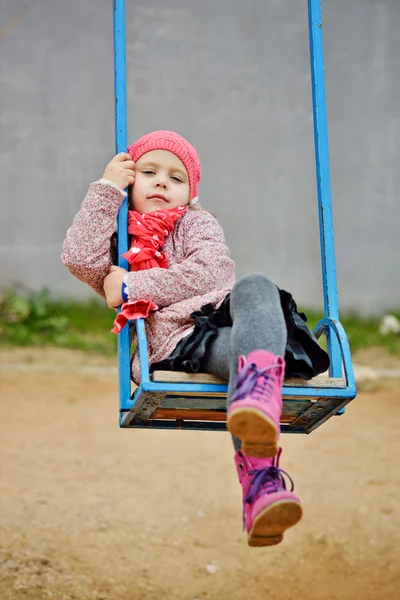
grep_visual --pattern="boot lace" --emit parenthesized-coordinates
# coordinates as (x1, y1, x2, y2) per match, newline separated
(243, 449, 295, 525)
(231, 362, 279, 403)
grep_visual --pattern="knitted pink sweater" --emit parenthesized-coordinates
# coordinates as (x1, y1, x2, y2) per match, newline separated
(61, 181, 235, 383)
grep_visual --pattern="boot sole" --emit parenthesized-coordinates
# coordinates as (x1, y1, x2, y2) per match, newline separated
(248, 499, 303, 547)
(227, 407, 279, 457)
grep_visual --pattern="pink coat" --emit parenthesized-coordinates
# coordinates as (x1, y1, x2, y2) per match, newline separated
(61, 181, 236, 383)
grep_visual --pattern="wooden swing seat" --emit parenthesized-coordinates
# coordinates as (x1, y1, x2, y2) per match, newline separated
(150, 370, 346, 428)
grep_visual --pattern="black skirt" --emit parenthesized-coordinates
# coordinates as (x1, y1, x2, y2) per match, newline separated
(151, 289, 330, 380)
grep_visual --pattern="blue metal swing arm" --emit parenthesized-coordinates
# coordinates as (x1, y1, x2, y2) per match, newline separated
(113, 0, 132, 411)
(308, 0, 343, 377)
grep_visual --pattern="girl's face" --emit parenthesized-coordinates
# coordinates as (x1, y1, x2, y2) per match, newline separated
(131, 149, 190, 213)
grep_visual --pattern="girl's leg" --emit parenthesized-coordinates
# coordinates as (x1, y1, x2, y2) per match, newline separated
(202, 275, 302, 547)
(202, 274, 287, 450)
(228, 273, 287, 388)
(227, 274, 288, 457)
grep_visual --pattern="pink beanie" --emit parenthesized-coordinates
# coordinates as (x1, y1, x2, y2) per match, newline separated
(128, 130, 201, 200)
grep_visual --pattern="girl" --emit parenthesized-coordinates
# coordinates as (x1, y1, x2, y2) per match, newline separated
(62, 130, 328, 547)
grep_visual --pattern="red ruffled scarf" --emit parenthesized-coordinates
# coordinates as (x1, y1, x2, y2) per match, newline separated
(111, 205, 187, 333)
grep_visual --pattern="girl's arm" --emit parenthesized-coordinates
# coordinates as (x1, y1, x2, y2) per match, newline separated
(123, 210, 235, 307)
(61, 181, 126, 297)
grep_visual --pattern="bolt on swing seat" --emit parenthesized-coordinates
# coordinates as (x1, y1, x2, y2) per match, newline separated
(113, 0, 356, 434)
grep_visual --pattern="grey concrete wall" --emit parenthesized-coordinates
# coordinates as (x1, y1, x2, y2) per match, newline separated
(0, 0, 399, 314)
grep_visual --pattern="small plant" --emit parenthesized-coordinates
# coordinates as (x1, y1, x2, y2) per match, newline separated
(0, 289, 69, 345)
(0, 289, 116, 354)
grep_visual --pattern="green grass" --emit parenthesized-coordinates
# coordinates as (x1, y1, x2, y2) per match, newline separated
(0, 289, 116, 355)
(0, 289, 399, 357)
(302, 309, 400, 355)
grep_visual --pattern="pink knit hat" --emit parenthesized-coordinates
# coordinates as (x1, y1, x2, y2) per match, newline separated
(128, 130, 201, 201)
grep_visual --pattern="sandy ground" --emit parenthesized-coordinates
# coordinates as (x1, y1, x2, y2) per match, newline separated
(1, 347, 399, 600)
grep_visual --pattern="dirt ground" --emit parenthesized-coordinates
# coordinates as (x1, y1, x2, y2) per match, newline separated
(1, 347, 399, 600)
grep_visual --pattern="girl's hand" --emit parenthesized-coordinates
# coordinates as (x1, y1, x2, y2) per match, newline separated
(103, 265, 128, 308)
(102, 153, 135, 190)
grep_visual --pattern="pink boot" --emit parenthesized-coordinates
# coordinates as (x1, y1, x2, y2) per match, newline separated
(235, 448, 302, 547)
(227, 350, 285, 457)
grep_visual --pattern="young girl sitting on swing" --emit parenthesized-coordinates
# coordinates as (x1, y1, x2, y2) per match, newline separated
(62, 130, 329, 547)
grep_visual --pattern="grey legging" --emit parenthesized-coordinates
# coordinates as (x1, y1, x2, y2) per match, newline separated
(201, 274, 287, 450)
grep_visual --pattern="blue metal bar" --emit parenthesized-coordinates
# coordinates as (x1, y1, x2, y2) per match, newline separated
(134, 381, 354, 398)
(128, 421, 229, 432)
(135, 318, 151, 384)
(308, 0, 342, 377)
(314, 316, 356, 413)
(313, 317, 356, 393)
(121, 420, 317, 434)
(113, 0, 131, 413)
(141, 381, 227, 394)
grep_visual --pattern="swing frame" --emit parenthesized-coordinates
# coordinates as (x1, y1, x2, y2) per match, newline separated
(113, 0, 356, 433)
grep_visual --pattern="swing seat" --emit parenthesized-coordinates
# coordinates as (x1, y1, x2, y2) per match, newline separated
(119, 316, 356, 433)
